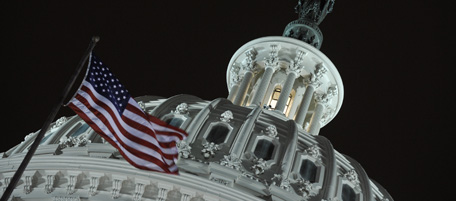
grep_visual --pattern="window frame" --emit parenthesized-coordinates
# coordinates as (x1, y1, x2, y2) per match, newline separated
(202, 122, 233, 145)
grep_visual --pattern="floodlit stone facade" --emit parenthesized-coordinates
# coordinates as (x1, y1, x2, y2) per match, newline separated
(0, 1, 393, 201)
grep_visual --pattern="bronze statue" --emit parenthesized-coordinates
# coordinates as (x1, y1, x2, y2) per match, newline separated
(295, 0, 335, 25)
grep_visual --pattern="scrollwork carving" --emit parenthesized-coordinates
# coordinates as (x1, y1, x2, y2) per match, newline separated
(59, 135, 90, 149)
(111, 179, 122, 199)
(314, 86, 338, 104)
(304, 144, 321, 159)
(220, 154, 242, 170)
(265, 125, 279, 139)
(251, 157, 268, 175)
(137, 101, 146, 112)
(133, 183, 145, 201)
(264, 45, 280, 70)
(201, 142, 220, 159)
(177, 140, 194, 159)
(220, 110, 233, 122)
(45, 175, 55, 194)
(288, 50, 306, 74)
(344, 169, 360, 187)
(51, 116, 67, 130)
(173, 103, 189, 115)
(23, 175, 33, 194)
(296, 179, 317, 201)
(242, 48, 258, 72)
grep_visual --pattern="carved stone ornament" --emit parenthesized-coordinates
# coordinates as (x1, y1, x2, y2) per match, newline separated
(133, 183, 145, 201)
(111, 179, 122, 199)
(45, 175, 55, 194)
(88, 176, 100, 196)
(242, 48, 258, 72)
(287, 50, 305, 74)
(320, 106, 335, 124)
(173, 102, 189, 115)
(66, 175, 77, 195)
(177, 140, 194, 159)
(51, 116, 68, 130)
(201, 142, 220, 159)
(265, 125, 279, 139)
(59, 135, 91, 149)
(265, 45, 280, 69)
(296, 179, 317, 201)
(251, 157, 268, 175)
(137, 101, 146, 112)
(314, 86, 338, 104)
(230, 74, 243, 88)
(304, 63, 327, 87)
(344, 169, 360, 187)
(305, 144, 321, 159)
(23, 175, 33, 194)
(314, 63, 327, 78)
(220, 110, 234, 122)
(220, 154, 242, 170)
(272, 174, 292, 192)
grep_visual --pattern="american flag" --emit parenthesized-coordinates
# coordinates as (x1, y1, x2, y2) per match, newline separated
(67, 53, 187, 174)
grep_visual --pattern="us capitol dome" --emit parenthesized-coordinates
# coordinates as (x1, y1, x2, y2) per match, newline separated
(0, 1, 393, 201)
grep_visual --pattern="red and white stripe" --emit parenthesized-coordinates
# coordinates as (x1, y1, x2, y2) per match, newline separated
(68, 81, 187, 174)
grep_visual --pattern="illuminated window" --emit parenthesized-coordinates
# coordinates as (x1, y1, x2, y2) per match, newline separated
(268, 88, 281, 109)
(267, 87, 293, 113)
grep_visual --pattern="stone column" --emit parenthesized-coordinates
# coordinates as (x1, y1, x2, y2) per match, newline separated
(275, 73, 296, 113)
(233, 49, 257, 105)
(250, 67, 277, 106)
(275, 51, 304, 113)
(227, 75, 241, 102)
(233, 71, 253, 105)
(295, 64, 327, 127)
(308, 102, 325, 135)
(250, 45, 280, 106)
(308, 86, 338, 135)
(295, 84, 316, 126)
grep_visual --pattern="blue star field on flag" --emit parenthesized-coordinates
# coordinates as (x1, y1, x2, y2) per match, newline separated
(85, 55, 130, 114)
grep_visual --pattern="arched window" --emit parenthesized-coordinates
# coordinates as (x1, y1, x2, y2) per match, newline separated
(267, 87, 293, 113)
(205, 124, 230, 144)
(70, 123, 90, 137)
(268, 87, 281, 109)
(299, 159, 318, 182)
(165, 117, 185, 128)
(253, 139, 275, 160)
(39, 131, 55, 145)
(342, 184, 357, 201)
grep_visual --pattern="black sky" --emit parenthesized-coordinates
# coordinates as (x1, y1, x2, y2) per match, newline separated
(0, 1, 454, 200)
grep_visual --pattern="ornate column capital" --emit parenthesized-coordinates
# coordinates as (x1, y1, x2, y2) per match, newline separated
(241, 48, 258, 72)
(287, 50, 306, 75)
(314, 86, 338, 105)
(264, 44, 281, 71)
(304, 63, 327, 87)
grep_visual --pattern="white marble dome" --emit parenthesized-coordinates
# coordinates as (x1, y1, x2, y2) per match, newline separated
(0, 36, 392, 201)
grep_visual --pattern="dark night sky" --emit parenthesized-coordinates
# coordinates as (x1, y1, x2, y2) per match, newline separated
(0, 1, 454, 200)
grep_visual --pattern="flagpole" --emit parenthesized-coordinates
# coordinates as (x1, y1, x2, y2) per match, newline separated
(0, 36, 100, 201)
